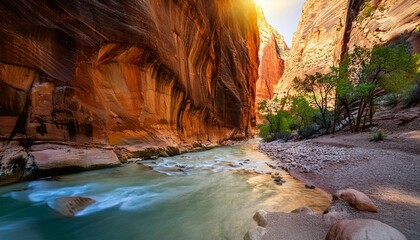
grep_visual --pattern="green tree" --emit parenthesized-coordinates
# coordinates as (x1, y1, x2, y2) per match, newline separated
(336, 44, 418, 132)
(289, 96, 316, 138)
(293, 71, 337, 132)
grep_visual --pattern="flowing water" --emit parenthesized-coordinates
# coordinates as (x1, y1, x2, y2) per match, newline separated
(0, 143, 330, 240)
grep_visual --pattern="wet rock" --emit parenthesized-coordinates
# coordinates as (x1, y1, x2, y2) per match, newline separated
(49, 196, 96, 217)
(271, 172, 281, 178)
(244, 226, 267, 240)
(136, 164, 153, 171)
(290, 206, 314, 215)
(274, 178, 285, 185)
(253, 210, 268, 227)
(0, 143, 29, 186)
(30, 147, 121, 171)
(326, 219, 407, 240)
(228, 163, 240, 168)
(336, 188, 378, 212)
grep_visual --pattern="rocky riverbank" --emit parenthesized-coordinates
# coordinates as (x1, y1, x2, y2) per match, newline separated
(255, 128, 420, 239)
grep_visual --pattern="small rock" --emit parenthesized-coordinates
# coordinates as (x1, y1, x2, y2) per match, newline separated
(253, 210, 268, 227)
(305, 183, 316, 189)
(271, 172, 281, 178)
(274, 178, 285, 185)
(326, 219, 407, 240)
(244, 226, 267, 240)
(49, 196, 96, 217)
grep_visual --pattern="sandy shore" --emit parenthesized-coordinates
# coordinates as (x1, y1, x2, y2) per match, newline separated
(257, 109, 420, 239)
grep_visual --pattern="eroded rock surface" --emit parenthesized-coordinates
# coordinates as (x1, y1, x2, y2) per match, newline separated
(0, 0, 260, 184)
(0, 0, 259, 146)
(255, 7, 288, 111)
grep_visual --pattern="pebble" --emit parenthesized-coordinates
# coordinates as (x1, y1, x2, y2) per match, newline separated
(258, 141, 363, 173)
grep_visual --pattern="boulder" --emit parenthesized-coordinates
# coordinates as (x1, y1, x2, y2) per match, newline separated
(399, 115, 417, 125)
(30, 146, 121, 171)
(325, 219, 407, 240)
(244, 226, 267, 240)
(253, 210, 268, 227)
(49, 196, 96, 217)
(336, 188, 378, 212)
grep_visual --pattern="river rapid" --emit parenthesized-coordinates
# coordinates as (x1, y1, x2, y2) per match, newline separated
(0, 143, 330, 240)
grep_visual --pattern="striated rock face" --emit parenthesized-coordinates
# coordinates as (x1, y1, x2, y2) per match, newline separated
(0, 0, 260, 183)
(256, 7, 289, 107)
(276, 0, 420, 94)
(0, 0, 259, 146)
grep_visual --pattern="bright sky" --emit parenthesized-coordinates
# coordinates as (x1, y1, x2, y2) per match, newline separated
(254, 0, 306, 47)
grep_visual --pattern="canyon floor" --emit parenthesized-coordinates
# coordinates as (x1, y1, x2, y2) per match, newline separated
(258, 105, 420, 240)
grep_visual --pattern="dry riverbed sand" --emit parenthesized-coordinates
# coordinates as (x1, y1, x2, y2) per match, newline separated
(257, 106, 420, 240)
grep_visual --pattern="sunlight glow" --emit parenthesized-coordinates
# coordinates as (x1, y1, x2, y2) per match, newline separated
(252, 0, 306, 46)
(375, 188, 420, 207)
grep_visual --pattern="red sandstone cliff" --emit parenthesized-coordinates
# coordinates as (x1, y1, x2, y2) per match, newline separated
(256, 7, 289, 106)
(0, 0, 260, 183)
(276, 0, 420, 95)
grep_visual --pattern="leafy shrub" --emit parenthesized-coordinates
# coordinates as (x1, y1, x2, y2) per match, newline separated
(404, 81, 420, 107)
(382, 93, 402, 107)
(258, 110, 293, 142)
(369, 130, 386, 142)
(363, 4, 374, 17)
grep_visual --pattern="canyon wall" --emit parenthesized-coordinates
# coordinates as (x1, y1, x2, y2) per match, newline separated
(256, 7, 289, 106)
(0, 0, 260, 183)
(276, 0, 420, 95)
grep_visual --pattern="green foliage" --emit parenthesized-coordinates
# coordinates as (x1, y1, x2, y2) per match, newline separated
(293, 71, 337, 132)
(369, 129, 386, 142)
(405, 80, 420, 107)
(357, 1, 375, 23)
(258, 95, 319, 141)
(258, 98, 293, 142)
(289, 96, 316, 137)
(259, 44, 418, 139)
(336, 43, 418, 132)
(362, 3, 374, 17)
(382, 93, 403, 107)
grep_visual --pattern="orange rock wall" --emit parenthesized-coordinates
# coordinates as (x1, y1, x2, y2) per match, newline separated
(0, 0, 260, 147)
(256, 7, 289, 105)
(276, 0, 420, 94)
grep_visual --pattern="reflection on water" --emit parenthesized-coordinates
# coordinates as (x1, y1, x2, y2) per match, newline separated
(0, 144, 331, 240)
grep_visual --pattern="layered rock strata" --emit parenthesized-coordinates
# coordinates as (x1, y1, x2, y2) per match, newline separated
(0, 0, 260, 184)
(276, 0, 420, 94)
(256, 7, 289, 107)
